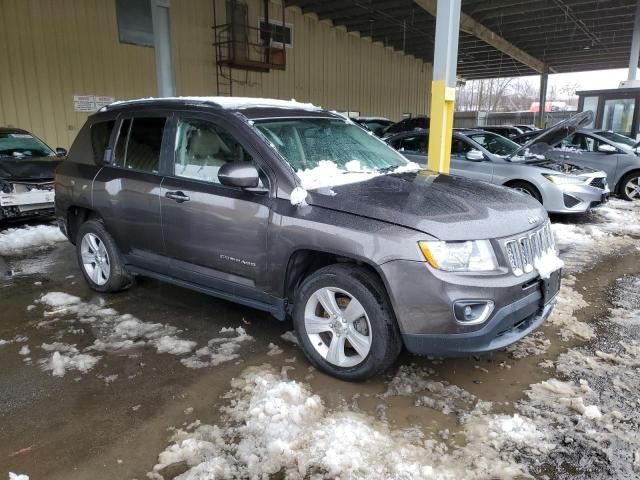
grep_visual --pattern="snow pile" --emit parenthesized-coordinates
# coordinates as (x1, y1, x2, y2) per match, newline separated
(150, 364, 564, 479)
(533, 248, 564, 280)
(508, 274, 640, 478)
(289, 187, 308, 206)
(9, 473, 29, 480)
(506, 331, 550, 359)
(295, 160, 421, 191)
(384, 364, 476, 416)
(36, 292, 201, 375)
(39, 342, 101, 377)
(0, 225, 65, 256)
(180, 327, 253, 369)
(546, 275, 594, 341)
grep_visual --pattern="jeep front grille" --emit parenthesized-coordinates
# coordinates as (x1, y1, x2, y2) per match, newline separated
(504, 221, 555, 277)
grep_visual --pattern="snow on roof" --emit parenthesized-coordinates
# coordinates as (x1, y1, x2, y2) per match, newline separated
(101, 96, 322, 112)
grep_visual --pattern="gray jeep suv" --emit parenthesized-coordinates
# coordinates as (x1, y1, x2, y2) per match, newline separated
(55, 97, 560, 381)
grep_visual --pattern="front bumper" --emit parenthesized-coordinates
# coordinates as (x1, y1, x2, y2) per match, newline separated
(380, 259, 557, 356)
(542, 179, 609, 214)
(0, 182, 55, 220)
(402, 293, 554, 356)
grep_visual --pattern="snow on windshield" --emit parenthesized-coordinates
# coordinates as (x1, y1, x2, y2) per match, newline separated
(254, 117, 421, 195)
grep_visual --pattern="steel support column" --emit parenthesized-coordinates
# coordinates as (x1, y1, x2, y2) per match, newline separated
(427, 0, 461, 174)
(538, 68, 549, 128)
(629, 0, 640, 80)
(151, 0, 176, 97)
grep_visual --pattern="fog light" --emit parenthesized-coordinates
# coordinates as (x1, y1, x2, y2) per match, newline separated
(453, 301, 494, 325)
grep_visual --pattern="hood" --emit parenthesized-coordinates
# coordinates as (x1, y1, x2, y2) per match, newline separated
(306, 172, 547, 241)
(507, 111, 594, 160)
(0, 156, 62, 181)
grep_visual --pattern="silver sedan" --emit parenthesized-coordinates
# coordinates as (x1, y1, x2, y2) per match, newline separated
(386, 129, 609, 215)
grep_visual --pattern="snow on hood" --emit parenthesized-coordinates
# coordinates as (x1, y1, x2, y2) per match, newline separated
(101, 96, 321, 112)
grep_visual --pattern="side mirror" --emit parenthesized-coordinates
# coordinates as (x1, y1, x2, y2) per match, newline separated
(218, 162, 260, 188)
(55, 147, 67, 157)
(598, 143, 617, 154)
(465, 149, 484, 161)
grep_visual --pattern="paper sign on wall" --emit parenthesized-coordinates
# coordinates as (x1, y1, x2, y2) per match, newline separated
(73, 95, 115, 112)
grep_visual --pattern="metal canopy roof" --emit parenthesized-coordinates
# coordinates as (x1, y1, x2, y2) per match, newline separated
(286, 0, 636, 79)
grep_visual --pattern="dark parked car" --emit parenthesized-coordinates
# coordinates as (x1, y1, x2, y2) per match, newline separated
(513, 129, 548, 145)
(0, 127, 66, 222)
(382, 116, 429, 137)
(474, 125, 524, 139)
(514, 125, 538, 133)
(56, 97, 559, 381)
(352, 117, 394, 137)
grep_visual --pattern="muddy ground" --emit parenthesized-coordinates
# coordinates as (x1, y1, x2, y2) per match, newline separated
(1, 203, 639, 479)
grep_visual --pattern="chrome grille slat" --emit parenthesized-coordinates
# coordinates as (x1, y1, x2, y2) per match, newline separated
(504, 221, 556, 277)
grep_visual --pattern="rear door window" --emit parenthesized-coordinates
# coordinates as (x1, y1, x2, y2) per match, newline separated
(114, 117, 167, 173)
(90, 120, 115, 163)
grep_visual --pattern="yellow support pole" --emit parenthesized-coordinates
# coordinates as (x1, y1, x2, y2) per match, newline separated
(426, 0, 461, 175)
(427, 80, 456, 174)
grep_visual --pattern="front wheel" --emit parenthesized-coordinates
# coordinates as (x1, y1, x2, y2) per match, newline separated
(293, 264, 402, 381)
(76, 220, 132, 293)
(507, 181, 542, 203)
(620, 173, 640, 201)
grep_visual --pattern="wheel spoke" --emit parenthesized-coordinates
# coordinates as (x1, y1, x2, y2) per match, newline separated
(315, 288, 341, 317)
(305, 315, 333, 334)
(346, 329, 371, 358)
(92, 264, 102, 283)
(326, 334, 346, 366)
(81, 252, 94, 264)
(87, 234, 100, 253)
(629, 189, 638, 199)
(342, 298, 366, 323)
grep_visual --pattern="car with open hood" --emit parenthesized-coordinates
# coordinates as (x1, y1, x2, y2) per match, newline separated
(352, 117, 394, 137)
(540, 128, 640, 201)
(0, 127, 66, 222)
(386, 111, 610, 214)
(55, 97, 561, 381)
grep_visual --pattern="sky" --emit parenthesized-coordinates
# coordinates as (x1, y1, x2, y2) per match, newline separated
(521, 68, 630, 91)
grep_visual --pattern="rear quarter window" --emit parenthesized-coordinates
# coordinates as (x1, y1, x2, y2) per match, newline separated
(90, 120, 116, 163)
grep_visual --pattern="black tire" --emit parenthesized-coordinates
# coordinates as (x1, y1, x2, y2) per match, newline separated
(618, 171, 640, 201)
(293, 264, 402, 381)
(76, 219, 132, 293)
(507, 181, 542, 203)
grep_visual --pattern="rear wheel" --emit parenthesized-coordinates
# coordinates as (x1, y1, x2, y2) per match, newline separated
(76, 220, 132, 292)
(293, 264, 402, 381)
(620, 172, 640, 201)
(507, 181, 542, 203)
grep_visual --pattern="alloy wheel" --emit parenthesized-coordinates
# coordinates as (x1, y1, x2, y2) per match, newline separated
(624, 177, 640, 200)
(303, 287, 372, 368)
(80, 233, 111, 286)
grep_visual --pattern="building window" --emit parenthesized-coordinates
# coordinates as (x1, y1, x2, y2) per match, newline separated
(116, 0, 154, 47)
(258, 18, 293, 48)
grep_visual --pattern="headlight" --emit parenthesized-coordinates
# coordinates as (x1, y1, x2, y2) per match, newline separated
(542, 174, 584, 185)
(418, 240, 498, 272)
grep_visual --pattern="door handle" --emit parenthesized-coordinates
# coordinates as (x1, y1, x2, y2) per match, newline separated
(165, 191, 190, 203)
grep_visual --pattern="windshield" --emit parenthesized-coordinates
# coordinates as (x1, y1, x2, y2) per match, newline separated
(467, 132, 520, 156)
(595, 130, 637, 148)
(0, 132, 55, 158)
(254, 117, 410, 173)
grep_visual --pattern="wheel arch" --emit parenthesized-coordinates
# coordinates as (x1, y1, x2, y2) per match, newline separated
(616, 168, 640, 195)
(65, 206, 103, 244)
(502, 179, 543, 204)
(283, 248, 391, 309)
